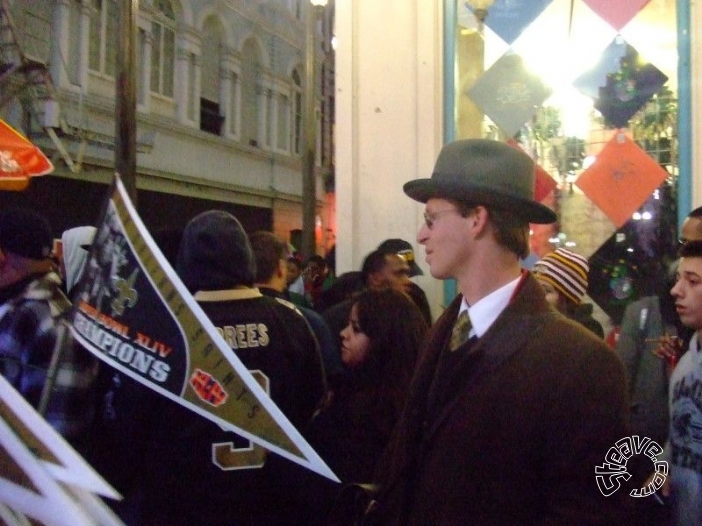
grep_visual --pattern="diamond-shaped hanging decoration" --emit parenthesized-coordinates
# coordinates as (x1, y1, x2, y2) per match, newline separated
(596, 63, 668, 129)
(582, 0, 651, 32)
(573, 37, 667, 128)
(575, 132, 668, 229)
(533, 163, 558, 203)
(468, 52, 552, 138)
(588, 238, 642, 323)
(467, 0, 553, 45)
(507, 139, 556, 202)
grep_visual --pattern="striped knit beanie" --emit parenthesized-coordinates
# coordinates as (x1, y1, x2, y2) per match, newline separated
(533, 248, 589, 305)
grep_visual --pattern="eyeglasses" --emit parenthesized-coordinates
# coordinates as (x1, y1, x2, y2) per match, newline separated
(423, 208, 459, 229)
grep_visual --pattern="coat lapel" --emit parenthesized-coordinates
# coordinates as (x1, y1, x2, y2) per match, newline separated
(421, 275, 556, 443)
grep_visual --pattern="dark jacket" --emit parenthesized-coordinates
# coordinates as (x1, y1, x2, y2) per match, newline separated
(373, 274, 632, 525)
(259, 286, 344, 377)
(86, 289, 327, 526)
(615, 295, 671, 446)
(0, 272, 98, 443)
(571, 302, 605, 338)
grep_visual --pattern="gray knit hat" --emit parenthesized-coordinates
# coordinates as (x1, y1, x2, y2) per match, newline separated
(176, 210, 256, 292)
(403, 139, 556, 224)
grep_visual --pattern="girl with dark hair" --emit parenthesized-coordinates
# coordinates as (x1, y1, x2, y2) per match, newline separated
(309, 288, 428, 484)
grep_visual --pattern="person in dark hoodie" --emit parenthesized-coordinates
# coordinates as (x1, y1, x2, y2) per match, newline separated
(88, 211, 328, 526)
(532, 247, 605, 338)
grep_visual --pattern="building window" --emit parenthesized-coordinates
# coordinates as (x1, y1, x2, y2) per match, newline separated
(137, 27, 146, 105)
(277, 93, 290, 152)
(265, 89, 274, 148)
(229, 72, 240, 136)
(289, 0, 303, 20)
(292, 68, 302, 155)
(187, 52, 196, 121)
(241, 39, 262, 146)
(200, 98, 223, 135)
(67, 0, 82, 86)
(150, 0, 175, 98)
(200, 17, 224, 135)
(88, 0, 117, 76)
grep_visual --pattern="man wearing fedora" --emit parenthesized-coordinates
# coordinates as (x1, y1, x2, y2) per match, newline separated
(371, 139, 632, 524)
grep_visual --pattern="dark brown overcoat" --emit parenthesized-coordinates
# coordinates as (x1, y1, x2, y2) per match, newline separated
(374, 273, 632, 525)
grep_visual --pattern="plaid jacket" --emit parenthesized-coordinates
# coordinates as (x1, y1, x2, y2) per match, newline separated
(0, 272, 98, 442)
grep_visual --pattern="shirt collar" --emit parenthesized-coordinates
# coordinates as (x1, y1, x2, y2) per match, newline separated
(459, 275, 521, 338)
(193, 287, 262, 302)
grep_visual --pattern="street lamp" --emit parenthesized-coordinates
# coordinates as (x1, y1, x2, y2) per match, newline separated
(300, 0, 327, 261)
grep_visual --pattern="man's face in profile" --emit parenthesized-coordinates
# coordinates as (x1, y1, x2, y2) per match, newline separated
(371, 254, 411, 294)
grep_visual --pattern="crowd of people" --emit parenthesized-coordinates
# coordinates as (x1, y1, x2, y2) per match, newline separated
(0, 138, 701, 525)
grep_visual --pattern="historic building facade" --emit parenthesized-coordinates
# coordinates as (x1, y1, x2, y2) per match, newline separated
(0, 0, 335, 254)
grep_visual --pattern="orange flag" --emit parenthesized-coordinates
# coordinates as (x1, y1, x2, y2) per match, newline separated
(575, 132, 668, 228)
(0, 119, 53, 179)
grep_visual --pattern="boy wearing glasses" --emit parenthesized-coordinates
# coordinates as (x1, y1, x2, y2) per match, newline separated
(370, 139, 632, 524)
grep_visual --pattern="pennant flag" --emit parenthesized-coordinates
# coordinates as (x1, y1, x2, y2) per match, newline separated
(0, 375, 120, 525)
(575, 132, 668, 228)
(0, 423, 95, 525)
(69, 175, 338, 482)
(468, 52, 552, 138)
(582, 0, 651, 32)
(0, 374, 120, 499)
(0, 119, 53, 179)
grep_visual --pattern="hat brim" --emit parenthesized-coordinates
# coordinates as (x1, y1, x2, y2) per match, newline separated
(403, 178, 557, 225)
(409, 261, 423, 277)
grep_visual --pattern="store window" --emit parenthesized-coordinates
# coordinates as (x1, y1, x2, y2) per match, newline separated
(452, 0, 683, 326)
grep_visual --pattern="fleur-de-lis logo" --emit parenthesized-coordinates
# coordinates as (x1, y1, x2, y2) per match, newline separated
(111, 268, 139, 316)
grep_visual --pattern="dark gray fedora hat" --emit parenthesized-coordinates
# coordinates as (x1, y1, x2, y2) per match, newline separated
(403, 139, 557, 224)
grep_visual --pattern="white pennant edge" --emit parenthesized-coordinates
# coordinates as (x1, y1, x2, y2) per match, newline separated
(0, 374, 121, 499)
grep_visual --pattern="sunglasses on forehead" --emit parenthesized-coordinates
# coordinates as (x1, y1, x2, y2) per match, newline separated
(396, 248, 415, 263)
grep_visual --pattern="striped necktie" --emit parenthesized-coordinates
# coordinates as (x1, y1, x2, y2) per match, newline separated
(449, 310, 472, 351)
